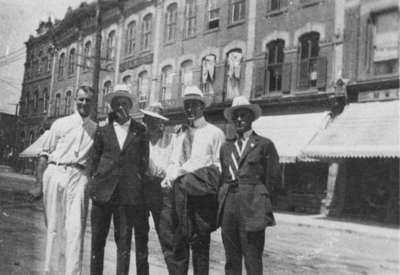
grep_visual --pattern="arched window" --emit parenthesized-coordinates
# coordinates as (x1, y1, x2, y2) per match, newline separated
(226, 49, 243, 98)
(298, 32, 320, 88)
(83, 41, 92, 70)
(55, 93, 61, 117)
(180, 60, 193, 95)
(47, 47, 53, 72)
(25, 93, 30, 114)
(65, 91, 72, 115)
(106, 31, 116, 60)
(161, 65, 173, 101)
(122, 75, 132, 86)
(38, 51, 43, 75)
(68, 48, 76, 75)
(141, 14, 152, 50)
(58, 53, 65, 79)
(20, 131, 25, 147)
(184, 0, 196, 38)
(29, 131, 35, 145)
(42, 88, 49, 113)
(165, 4, 177, 42)
(267, 39, 285, 92)
(125, 21, 136, 55)
(33, 90, 39, 112)
(138, 71, 149, 107)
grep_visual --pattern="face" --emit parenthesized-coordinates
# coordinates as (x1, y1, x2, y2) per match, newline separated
(184, 99, 205, 121)
(110, 96, 132, 122)
(232, 108, 255, 134)
(75, 89, 93, 118)
(143, 116, 165, 138)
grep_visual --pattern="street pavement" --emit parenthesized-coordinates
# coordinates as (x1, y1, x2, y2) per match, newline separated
(0, 170, 399, 275)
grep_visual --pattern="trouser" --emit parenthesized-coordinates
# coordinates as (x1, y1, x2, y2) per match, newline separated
(42, 164, 89, 275)
(90, 192, 149, 275)
(145, 177, 175, 274)
(221, 191, 266, 275)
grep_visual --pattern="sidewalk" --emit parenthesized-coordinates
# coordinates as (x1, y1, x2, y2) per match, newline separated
(0, 170, 398, 240)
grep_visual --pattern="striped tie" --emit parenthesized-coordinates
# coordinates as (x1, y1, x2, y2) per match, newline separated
(229, 134, 243, 180)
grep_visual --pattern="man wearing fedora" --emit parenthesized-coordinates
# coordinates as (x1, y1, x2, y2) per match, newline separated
(164, 86, 225, 275)
(140, 102, 175, 273)
(218, 96, 281, 275)
(89, 84, 149, 275)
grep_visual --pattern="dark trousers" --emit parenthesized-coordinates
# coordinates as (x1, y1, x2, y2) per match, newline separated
(221, 191, 265, 275)
(90, 194, 149, 275)
(145, 177, 175, 274)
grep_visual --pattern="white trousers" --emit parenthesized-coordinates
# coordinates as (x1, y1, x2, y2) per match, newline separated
(42, 164, 89, 275)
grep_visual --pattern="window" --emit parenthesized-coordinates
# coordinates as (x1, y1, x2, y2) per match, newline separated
(161, 65, 173, 101)
(55, 93, 61, 117)
(125, 21, 136, 55)
(185, 0, 197, 38)
(38, 51, 43, 75)
(138, 71, 149, 107)
(201, 54, 216, 94)
(370, 10, 399, 75)
(68, 48, 76, 75)
(122, 75, 132, 86)
(226, 49, 242, 98)
(65, 91, 72, 115)
(43, 88, 49, 113)
(47, 48, 52, 72)
(33, 90, 38, 112)
(267, 39, 285, 92)
(230, 0, 245, 23)
(106, 31, 116, 61)
(25, 94, 29, 114)
(58, 53, 65, 79)
(180, 60, 193, 95)
(268, 0, 288, 12)
(165, 4, 177, 42)
(207, 0, 220, 29)
(29, 131, 35, 145)
(32, 60, 39, 77)
(42, 56, 48, 74)
(298, 32, 320, 88)
(83, 41, 91, 70)
(102, 81, 112, 113)
(141, 14, 152, 50)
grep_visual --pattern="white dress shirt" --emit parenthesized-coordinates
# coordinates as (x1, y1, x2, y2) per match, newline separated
(149, 132, 174, 178)
(113, 119, 131, 150)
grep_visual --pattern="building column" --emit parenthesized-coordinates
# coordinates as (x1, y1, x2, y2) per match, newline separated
(47, 47, 58, 117)
(75, 32, 84, 90)
(114, 17, 125, 84)
(150, 1, 162, 104)
(243, 0, 257, 99)
(321, 161, 347, 217)
(333, 0, 345, 81)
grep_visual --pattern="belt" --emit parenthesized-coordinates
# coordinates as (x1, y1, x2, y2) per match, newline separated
(48, 161, 86, 170)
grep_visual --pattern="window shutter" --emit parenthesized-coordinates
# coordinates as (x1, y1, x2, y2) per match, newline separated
(281, 63, 292, 94)
(316, 57, 327, 89)
(254, 58, 266, 98)
(213, 63, 226, 101)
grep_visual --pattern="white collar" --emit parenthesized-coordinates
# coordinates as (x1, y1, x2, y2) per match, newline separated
(73, 111, 90, 125)
(238, 129, 253, 140)
(113, 119, 131, 128)
(192, 116, 207, 128)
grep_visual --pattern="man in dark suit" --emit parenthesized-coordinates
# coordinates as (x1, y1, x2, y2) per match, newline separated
(218, 96, 281, 275)
(89, 84, 149, 275)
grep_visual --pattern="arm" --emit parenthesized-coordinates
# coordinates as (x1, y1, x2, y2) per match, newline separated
(138, 130, 149, 180)
(89, 128, 104, 177)
(212, 129, 225, 172)
(28, 155, 48, 201)
(265, 141, 281, 195)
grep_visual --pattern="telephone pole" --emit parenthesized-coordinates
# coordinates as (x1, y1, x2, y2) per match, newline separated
(92, 0, 103, 121)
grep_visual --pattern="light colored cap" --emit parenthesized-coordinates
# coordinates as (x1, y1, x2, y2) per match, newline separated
(182, 85, 206, 105)
(104, 84, 135, 104)
(224, 96, 261, 122)
(140, 102, 169, 121)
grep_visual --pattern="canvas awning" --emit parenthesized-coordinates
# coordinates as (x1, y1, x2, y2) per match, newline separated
(19, 130, 50, 158)
(302, 100, 400, 159)
(252, 111, 331, 163)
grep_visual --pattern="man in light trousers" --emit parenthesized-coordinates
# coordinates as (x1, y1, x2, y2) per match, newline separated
(38, 86, 97, 275)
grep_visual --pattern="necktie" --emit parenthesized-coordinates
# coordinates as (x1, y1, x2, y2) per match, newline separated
(180, 127, 194, 165)
(237, 134, 243, 152)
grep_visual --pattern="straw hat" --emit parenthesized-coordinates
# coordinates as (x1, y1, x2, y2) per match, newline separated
(140, 102, 169, 121)
(104, 84, 136, 104)
(182, 85, 206, 105)
(224, 96, 261, 122)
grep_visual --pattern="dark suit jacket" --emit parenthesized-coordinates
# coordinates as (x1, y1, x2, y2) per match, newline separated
(89, 118, 149, 205)
(217, 132, 281, 232)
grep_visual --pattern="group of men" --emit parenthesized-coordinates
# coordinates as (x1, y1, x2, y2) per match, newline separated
(34, 83, 281, 275)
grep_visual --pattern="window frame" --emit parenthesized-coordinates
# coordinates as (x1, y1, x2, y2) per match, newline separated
(229, 0, 246, 24)
(267, 39, 285, 93)
(68, 48, 76, 75)
(165, 4, 178, 42)
(125, 21, 137, 55)
(184, 0, 197, 38)
(141, 14, 153, 51)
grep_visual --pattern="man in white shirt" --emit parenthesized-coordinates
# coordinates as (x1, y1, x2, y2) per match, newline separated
(38, 86, 97, 275)
(89, 85, 149, 275)
(164, 86, 225, 275)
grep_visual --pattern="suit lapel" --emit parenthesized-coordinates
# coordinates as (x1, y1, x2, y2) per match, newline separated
(238, 133, 258, 167)
(107, 123, 121, 152)
(121, 119, 136, 152)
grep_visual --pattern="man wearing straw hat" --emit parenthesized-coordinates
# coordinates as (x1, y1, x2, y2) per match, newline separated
(140, 102, 175, 273)
(218, 96, 281, 275)
(89, 84, 149, 275)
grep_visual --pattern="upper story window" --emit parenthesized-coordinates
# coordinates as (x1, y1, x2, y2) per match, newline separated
(65, 91, 72, 115)
(268, 0, 288, 12)
(102, 81, 112, 113)
(207, 0, 220, 29)
(165, 3, 178, 42)
(369, 10, 399, 75)
(180, 60, 193, 95)
(54, 93, 61, 117)
(32, 59, 39, 77)
(106, 31, 116, 61)
(42, 56, 48, 74)
(298, 32, 320, 89)
(58, 53, 65, 80)
(68, 48, 76, 75)
(33, 90, 39, 112)
(161, 65, 173, 101)
(125, 21, 136, 55)
(29, 131, 35, 145)
(230, 0, 245, 24)
(83, 41, 92, 70)
(43, 88, 49, 113)
(267, 39, 285, 92)
(185, 0, 197, 38)
(226, 49, 243, 99)
(141, 14, 152, 51)
(138, 71, 150, 108)
(122, 75, 132, 86)
(38, 51, 43, 75)
(47, 48, 52, 73)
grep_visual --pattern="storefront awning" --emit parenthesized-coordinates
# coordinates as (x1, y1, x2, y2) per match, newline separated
(19, 130, 50, 158)
(252, 111, 331, 163)
(302, 100, 400, 158)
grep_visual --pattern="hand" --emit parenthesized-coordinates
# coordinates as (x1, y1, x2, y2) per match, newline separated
(27, 185, 43, 202)
(161, 178, 172, 189)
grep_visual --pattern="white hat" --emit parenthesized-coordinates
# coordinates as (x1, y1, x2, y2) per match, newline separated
(224, 96, 261, 122)
(140, 102, 169, 121)
(182, 85, 207, 105)
(104, 84, 136, 104)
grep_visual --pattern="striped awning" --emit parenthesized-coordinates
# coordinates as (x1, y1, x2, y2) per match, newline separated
(253, 111, 331, 163)
(302, 100, 400, 159)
